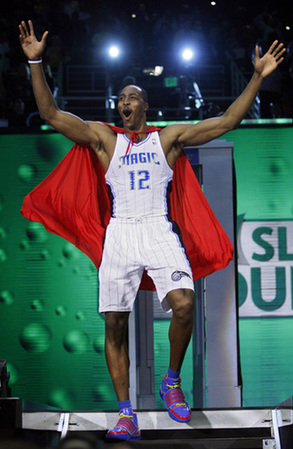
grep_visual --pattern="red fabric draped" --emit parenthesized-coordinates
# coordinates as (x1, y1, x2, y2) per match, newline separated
(171, 151, 233, 279)
(21, 129, 233, 290)
(101, 123, 162, 155)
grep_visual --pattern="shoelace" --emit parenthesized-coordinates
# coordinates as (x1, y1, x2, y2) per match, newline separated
(164, 380, 188, 408)
(119, 412, 133, 419)
(114, 413, 136, 433)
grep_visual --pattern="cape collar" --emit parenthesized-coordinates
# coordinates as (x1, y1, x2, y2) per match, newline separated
(103, 122, 162, 156)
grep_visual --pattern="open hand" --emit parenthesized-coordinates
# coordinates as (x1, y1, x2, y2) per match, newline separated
(19, 20, 48, 60)
(254, 40, 286, 78)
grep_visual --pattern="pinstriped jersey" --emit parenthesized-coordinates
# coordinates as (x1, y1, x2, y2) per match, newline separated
(105, 131, 173, 218)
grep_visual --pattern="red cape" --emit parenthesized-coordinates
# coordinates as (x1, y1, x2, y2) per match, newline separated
(21, 135, 233, 290)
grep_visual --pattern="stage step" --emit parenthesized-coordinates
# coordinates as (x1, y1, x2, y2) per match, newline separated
(20, 407, 293, 448)
(106, 437, 273, 448)
(1, 401, 292, 448)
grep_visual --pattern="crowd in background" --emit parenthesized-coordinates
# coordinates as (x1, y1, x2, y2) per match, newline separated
(0, 0, 293, 126)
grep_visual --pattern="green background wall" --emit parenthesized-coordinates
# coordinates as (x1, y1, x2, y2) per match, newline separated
(0, 134, 114, 410)
(221, 127, 293, 406)
(0, 127, 293, 410)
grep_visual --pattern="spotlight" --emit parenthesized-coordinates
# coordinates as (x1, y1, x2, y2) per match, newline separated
(181, 48, 194, 61)
(108, 46, 120, 58)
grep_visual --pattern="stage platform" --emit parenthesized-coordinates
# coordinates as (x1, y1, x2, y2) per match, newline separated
(1, 400, 293, 448)
(18, 406, 293, 448)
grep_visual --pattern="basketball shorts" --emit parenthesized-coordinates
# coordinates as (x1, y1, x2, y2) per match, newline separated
(98, 216, 194, 313)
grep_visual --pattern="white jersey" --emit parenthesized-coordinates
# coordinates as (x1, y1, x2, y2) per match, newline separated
(105, 131, 173, 218)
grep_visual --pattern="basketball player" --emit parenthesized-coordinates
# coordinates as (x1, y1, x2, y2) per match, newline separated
(19, 20, 285, 441)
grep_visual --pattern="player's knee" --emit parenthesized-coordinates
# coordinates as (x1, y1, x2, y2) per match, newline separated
(105, 312, 129, 345)
(168, 289, 194, 323)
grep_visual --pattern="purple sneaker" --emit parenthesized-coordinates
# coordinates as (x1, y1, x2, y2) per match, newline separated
(160, 374, 191, 423)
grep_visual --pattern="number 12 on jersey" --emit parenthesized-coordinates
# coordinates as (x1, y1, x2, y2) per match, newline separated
(129, 170, 150, 190)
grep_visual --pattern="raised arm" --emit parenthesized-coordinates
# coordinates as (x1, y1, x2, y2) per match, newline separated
(215, 40, 286, 131)
(161, 40, 286, 159)
(18, 20, 102, 147)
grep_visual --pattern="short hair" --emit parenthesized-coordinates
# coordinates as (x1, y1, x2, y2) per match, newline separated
(138, 86, 148, 104)
(118, 85, 149, 104)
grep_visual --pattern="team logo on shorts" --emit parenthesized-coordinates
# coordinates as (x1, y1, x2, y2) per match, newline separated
(171, 270, 191, 281)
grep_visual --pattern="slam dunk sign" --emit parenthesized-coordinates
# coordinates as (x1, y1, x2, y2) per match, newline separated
(238, 218, 293, 317)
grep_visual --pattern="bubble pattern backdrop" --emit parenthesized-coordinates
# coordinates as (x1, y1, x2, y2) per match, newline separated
(0, 133, 115, 410)
(2, 127, 293, 410)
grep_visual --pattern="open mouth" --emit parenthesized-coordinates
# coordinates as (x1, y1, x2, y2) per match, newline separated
(123, 108, 132, 120)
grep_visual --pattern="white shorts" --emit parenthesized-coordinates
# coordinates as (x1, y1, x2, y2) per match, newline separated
(98, 216, 194, 313)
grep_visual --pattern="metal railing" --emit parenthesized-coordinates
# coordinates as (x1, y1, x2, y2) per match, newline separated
(56, 62, 260, 122)
(230, 60, 260, 118)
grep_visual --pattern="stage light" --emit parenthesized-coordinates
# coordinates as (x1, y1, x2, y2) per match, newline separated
(181, 48, 194, 61)
(108, 46, 120, 58)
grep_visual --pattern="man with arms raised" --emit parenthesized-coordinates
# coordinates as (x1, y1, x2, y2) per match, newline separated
(19, 20, 285, 441)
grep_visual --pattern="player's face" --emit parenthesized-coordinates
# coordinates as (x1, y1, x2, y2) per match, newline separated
(118, 85, 148, 128)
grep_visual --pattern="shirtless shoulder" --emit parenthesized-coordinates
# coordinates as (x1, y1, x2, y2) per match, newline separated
(159, 124, 189, 169)
(87, 121, 117, 171)
(159, 123, 192, 150)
